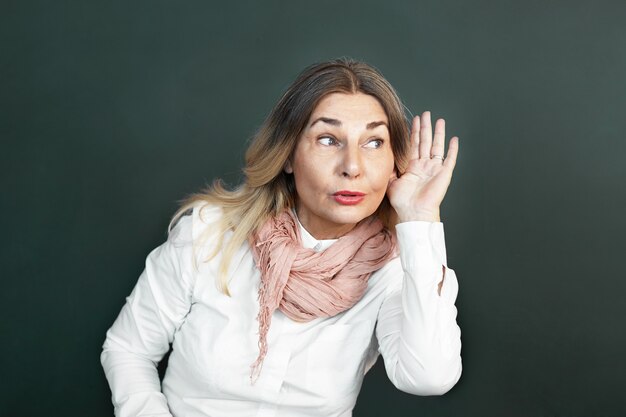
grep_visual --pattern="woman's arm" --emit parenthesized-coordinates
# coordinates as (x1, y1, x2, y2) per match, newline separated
(100, 215, 195, 417)
(376, 220, 462, 395)
(379, 110, 462, 394)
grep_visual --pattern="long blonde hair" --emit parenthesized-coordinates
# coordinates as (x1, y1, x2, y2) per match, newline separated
(169, 58, 411, 295)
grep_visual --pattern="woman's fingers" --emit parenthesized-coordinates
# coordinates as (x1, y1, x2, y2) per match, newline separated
(443, 136, 459, 170)
(411, 111, 457, 168)
(431, 118, 446, 159)
(418, 111, 433, 159)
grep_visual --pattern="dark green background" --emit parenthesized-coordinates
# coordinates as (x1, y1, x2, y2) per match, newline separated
(2, 1, 625, 416)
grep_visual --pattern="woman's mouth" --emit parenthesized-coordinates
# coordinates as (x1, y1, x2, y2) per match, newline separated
(332, 190, 365, 205)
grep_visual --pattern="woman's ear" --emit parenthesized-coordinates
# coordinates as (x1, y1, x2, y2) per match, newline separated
(284, 159, 293, 174)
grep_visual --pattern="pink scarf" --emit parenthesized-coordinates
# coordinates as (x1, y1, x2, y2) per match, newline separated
(249, 210, 397, 382)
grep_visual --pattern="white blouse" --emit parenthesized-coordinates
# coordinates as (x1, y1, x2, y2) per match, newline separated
(101, 203, 462, 417)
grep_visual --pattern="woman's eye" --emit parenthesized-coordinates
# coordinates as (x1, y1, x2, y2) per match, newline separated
(364, 139, 384, 149)
(318, 136, 337, 146)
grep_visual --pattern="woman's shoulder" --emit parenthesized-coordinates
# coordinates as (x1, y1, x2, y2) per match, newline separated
(168, 201, 225, 246)
(192, 201, 224, 230)
(366, 252, 403, 297)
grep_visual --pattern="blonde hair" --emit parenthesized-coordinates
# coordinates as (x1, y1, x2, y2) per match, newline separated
(169, 58, 411, 295)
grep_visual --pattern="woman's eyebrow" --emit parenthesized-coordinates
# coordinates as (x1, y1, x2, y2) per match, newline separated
(309, 117, 388, 130)
(366, 121, 388, 130)
(310, 117, 341, 127)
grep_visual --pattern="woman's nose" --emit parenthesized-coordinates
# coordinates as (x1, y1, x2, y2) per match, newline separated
(340, 145, 362, 178)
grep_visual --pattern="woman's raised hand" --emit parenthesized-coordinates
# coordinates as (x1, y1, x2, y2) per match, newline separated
(386, 111, 459, 223)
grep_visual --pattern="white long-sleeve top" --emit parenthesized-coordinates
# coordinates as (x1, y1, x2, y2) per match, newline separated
(101, 203, 462, 417)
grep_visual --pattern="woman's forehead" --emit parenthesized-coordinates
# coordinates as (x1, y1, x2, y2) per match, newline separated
(308, 93, 388, 127)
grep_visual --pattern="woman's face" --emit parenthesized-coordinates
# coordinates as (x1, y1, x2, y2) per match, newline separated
(285, 92, 395, 239)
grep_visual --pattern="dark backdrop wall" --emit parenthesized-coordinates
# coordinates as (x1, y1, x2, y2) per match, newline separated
(2, 1, 625, 416)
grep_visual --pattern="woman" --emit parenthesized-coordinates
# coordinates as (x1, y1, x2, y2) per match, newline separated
(101, 58, 462, 417)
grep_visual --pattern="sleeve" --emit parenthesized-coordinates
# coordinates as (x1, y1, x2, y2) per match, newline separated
(376, 221, 462, 396)
(100, 214, 196, 417)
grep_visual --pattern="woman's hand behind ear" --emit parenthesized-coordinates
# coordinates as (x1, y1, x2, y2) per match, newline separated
(386, 111, 459, 223)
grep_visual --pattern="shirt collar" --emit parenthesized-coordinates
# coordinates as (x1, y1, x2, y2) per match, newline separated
(294, 212, 337, 253)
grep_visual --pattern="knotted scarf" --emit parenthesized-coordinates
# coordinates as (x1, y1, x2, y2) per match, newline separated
(248, 210, 397, 382)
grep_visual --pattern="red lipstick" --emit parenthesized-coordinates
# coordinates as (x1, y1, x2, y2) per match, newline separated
(332, 190, 365, 205)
